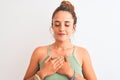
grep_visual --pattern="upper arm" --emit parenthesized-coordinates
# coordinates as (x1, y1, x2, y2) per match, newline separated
(82, 49, 97, 80)
(24, 47, 41, 79)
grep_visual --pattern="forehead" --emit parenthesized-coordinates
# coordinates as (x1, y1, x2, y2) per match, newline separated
(53, 11, 74, 22)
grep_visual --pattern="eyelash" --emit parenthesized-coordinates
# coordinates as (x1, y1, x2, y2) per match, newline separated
(55, 24, 60, 27)
(65, 25, 69, 27)
(54, 24, 70, 27)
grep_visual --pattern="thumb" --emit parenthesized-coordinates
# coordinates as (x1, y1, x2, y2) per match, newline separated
(45, 56, 52, 63)
(64, 55, 69, 62)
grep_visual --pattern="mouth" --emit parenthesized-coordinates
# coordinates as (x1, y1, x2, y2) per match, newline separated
(58, 33, 66, 36)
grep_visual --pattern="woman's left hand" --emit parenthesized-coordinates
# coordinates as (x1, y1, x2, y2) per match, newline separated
(56, 56, 74, 78)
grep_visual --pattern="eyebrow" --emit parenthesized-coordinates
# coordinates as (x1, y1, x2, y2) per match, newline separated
(54, 20, 70, 23)
(54, 21, 60, 23)
(65, 21, 70, 23)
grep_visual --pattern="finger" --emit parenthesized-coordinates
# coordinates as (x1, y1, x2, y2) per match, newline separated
(54, 57, 64, 68)
(50, 57, 59, 64)
(52, 56, 63, 63)
(64, 55, 69, 62)
(45, 56, 52, 63)
(51, 56, 58, 60)
(55, 57, 64, 66)
(55, 61, 64, 71)
(50, 56, 64, 67)
(53, 57, 65, 72)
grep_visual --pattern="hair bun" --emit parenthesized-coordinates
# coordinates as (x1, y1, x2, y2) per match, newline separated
(60, 1, 74, 11)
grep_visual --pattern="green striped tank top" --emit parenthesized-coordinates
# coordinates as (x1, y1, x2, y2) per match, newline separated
(39, 45, 83, 80)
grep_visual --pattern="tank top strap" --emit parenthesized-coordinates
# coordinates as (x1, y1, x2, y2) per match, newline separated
(72, 46, 76, 56)
(39, 45, 50, 69)
(47, 45, 50, 56)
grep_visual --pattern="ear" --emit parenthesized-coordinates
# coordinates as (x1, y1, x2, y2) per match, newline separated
(49, 26, 52, 31)
(51, 22, 53, 28)
(51, 26, 53, 29)
(73, 25, 76, 32)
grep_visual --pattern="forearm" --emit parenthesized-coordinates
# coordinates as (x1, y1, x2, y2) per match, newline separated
(66, 70, 85, 80)
(75, 73, 86, 80)
(24, 74, 44, 80)
(66, 68, 85, 80)
(24, 76, 35, 80)
(24, 70, 46, 80)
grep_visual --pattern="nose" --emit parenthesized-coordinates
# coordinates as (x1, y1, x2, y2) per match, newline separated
(59, 24, 65, 31)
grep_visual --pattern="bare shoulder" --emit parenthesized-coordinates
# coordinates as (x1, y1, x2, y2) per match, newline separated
(75, 46, 90, 65)
(76, 46, 89, 56)
(31, 45, 48, 62)
(33, 46, 48, 54)
(23, 46, 49, 79)
(75, 46, 97, 79)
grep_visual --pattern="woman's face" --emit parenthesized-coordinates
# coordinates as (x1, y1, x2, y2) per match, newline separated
(52, 11, 75, 42)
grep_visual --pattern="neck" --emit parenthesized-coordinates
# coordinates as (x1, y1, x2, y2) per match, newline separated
(52, 40, 73, 50)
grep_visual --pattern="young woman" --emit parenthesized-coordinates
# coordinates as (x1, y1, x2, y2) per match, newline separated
(24, 1, 97, 80)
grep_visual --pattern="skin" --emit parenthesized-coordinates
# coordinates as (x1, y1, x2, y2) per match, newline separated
(24, 11, 97, 80)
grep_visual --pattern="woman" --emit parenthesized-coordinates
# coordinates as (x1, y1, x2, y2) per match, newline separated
(24, 1, 97, 80)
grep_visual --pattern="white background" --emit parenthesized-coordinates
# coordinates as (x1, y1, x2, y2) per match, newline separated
(0, 0, 120, 80)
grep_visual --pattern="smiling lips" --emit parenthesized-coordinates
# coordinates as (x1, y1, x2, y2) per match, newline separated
(58, 33, 66, 36)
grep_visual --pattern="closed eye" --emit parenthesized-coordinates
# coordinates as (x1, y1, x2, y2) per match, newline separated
(65, 24, 70, 27)
(65, 21, 70, 27)
(55, 24, 60, 27)
(53, 21, 60, 27)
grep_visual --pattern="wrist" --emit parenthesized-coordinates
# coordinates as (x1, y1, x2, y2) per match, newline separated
(34, 74, 42, 80)
(37, 70, 46, 80)
(67, 69, 74, 79)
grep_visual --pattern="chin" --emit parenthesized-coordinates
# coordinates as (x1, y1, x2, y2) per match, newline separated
(54, 35, 70, 42)
(55, 38, 69, 42)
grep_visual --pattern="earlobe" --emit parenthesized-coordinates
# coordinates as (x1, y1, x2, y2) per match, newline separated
(73, 25, 76, 30)
(50, 26, 54, 34)
(73, 25, 76, 32)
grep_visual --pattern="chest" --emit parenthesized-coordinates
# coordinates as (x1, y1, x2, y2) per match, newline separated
(50, 49, 74, 57)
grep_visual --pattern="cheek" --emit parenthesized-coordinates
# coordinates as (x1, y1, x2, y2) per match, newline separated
(68, 28, 74, 33)
(66, 31, 73, 36)
(51, 27, 56, 31)
(52, 28, 58, 34)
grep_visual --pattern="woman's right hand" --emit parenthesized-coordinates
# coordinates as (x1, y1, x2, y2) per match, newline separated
(37, 56, 65, 79)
